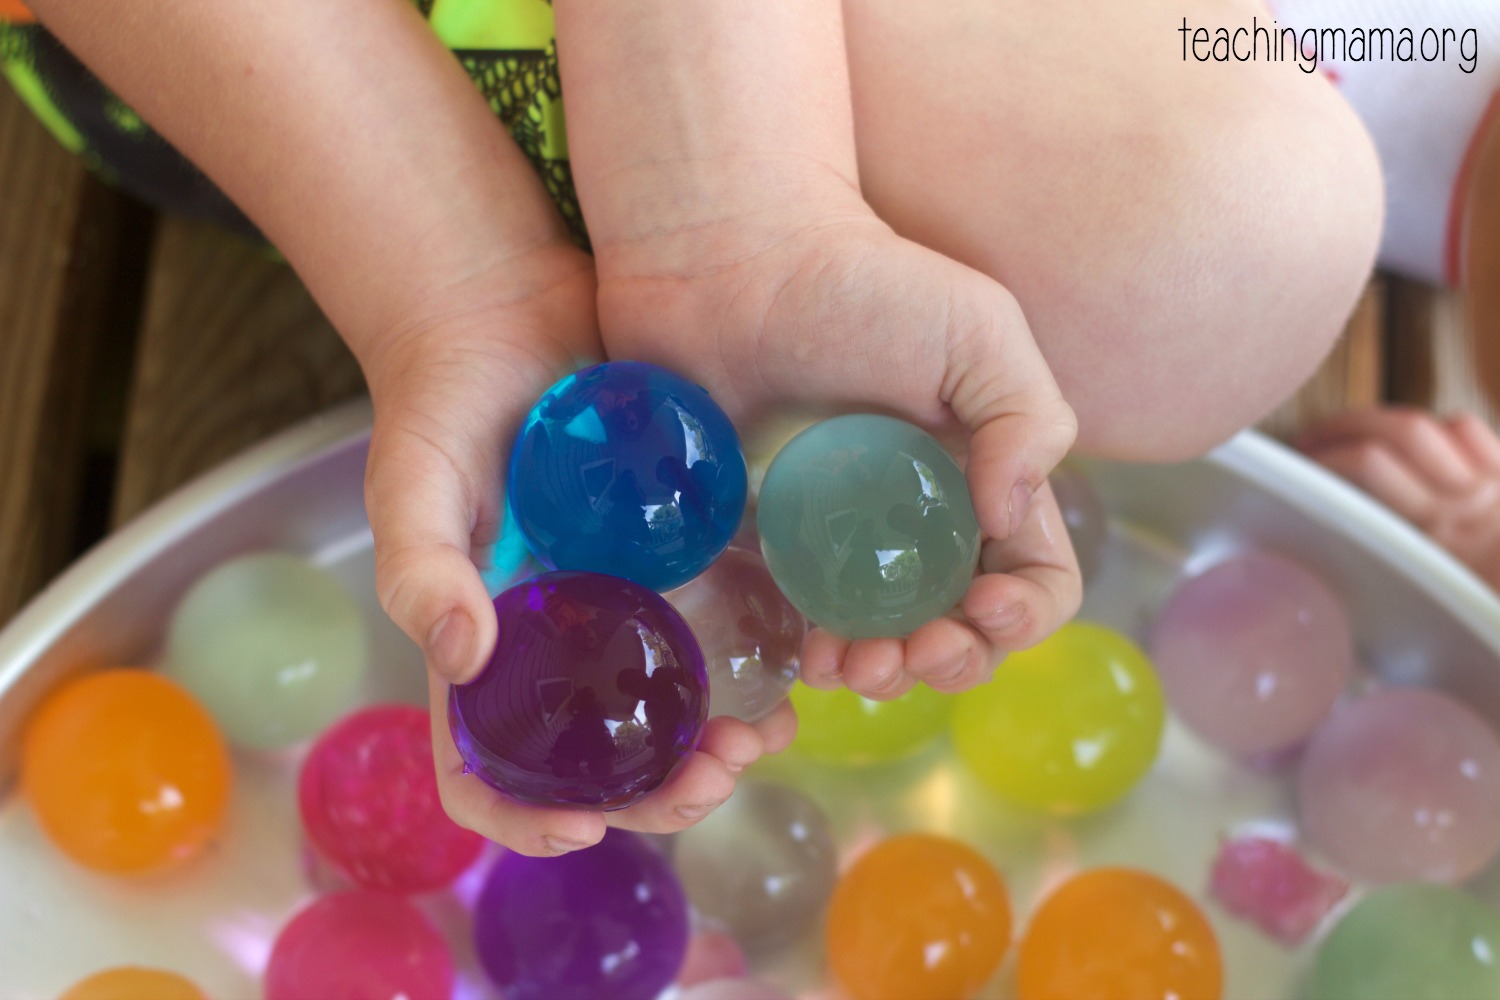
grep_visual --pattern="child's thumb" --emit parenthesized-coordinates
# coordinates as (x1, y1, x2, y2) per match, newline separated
(365, 409, 498, 685)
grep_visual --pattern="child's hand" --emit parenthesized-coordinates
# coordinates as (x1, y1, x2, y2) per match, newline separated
(1299, 408, 1500, 591)
(360, 243, 791, 856)
(594, 205, 1082, 702)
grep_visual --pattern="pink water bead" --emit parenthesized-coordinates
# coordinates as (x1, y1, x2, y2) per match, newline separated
(1298, 688, 1500, 883)
(667, 547, 804, 723)
(299, 704, 484, 892)
(1150, 551, 1354, 757)
(1209, 836, 1348, 945)
(264, 890, 454, 1000)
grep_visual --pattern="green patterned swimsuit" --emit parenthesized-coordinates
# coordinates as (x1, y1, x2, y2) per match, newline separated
(0, 0, 584, 243)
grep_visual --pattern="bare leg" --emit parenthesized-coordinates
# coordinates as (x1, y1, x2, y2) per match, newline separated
(844, 0, 1383, 460)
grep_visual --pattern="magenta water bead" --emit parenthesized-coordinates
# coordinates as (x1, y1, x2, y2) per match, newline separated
(474, 828, 690, 1000)
(450, 570, 709, 809)
(1298, 687, 1500, 883)
(1149, 551, 1354, 757)
(298, 704, 484, 892)
(264, 890, 454, 1000)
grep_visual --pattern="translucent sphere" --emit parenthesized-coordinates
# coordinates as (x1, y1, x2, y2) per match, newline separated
(508, 361, 748, 591)
(1049, 461, 1108, 583)
(58, 968, 206, 1000)
(22, 669, 231, 873)
(474, 829, 689, 1000)
(263, 890, 454, 1000)
(1310, 884, 1500, 1000)
(757, 415, 980, 638)
(1150, 552, 1353, 757)
(1016, 868, 1222, 1000)
(788, 682, 953, 765)
(162, 552, 368, 749)
(673, 781, 838, 955)
(299, 704, 484, 892)
(666, 547, 803, 722)
(826, 833, 1011, 1000)
(449, 571, 708, 809)
(952, 621, 1165, 814)
(1297, 687, 1500, 883)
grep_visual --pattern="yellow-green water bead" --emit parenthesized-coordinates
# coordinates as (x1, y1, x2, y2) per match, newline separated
(789, 682, 953, 765)
(952, 621, 1165, 814)
(163, 553, 368, 749)
(756, 415, 980, 639)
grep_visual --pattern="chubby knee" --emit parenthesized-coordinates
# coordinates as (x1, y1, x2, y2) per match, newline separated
(1046, 72, 1384, 462)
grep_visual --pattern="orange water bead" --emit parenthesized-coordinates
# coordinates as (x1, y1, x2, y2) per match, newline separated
(58, 967, 207, 1000)
(825, 833, 1012, 1000)
(22, 669, 232, 873)
(1017, 868, 1223, 1000)
(0, 0, 35, 24)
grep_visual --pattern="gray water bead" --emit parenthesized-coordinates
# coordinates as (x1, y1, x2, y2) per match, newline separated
(673, 781, 839, 955)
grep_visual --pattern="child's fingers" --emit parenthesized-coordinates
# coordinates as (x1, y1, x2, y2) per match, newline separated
(1446, 413, 1500, 477)
(960, 484, 1082, 653)
(1297, 408, 1478, 493)
(903, 617, 989, 693)
(1305, 438, 1439, 526)
(799, 629, 851, 689)
(606, 751, 739, 835)
(839, 638, 916, 701)
(426, 671, 605, 856)
(753, 697, 799, 754)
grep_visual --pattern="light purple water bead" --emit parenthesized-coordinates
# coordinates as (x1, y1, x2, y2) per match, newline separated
(1149, 551, 1354, 757)
(1298, 687, 1500, 883)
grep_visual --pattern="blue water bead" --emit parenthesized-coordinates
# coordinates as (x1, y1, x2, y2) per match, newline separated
(508, 362, 748, 591)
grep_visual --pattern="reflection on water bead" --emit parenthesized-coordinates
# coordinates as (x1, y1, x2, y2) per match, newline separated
(1016, 868, 1222, 1000)
(1297, 687, 1500, 883)
(757, 414, 980, 638)
(1049, 461, 1108, 583)
(1309, 884, 1500, 1000)
(57, 967, 206, 1000)
(507, 361, 748, 591)
(264, 890, 454, 1000)
(162, 552, 367, 749)
(788, 681, 952, 764)
(826, 833, 1012, 1000)
(1150, 551, 1353, 757)
(22, 669, 230, 873)
(298, 704, 484, 892)
(449, 571, 708, 809)
(474, 829, 689, 1000)
(666, 547, 803, 722)
(673, 780, 838, 955)
(951, 621, 1165, 814)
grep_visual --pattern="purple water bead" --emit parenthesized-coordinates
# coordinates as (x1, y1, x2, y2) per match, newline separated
(449, 571, 709, 809)
(667, 547, 804, 723)
(1298, 687, 1500, 883)
(474, 829, 690, 1000)
(1150, 551, 1354, 757)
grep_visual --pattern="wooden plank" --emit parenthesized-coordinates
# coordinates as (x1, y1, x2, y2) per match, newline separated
(1259, 277, 1386, 440)
(112, 216, 367, 525)
(0, 83, 152, 628)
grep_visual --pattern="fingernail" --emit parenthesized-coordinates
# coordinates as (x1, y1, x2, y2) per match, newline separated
(676, 801, 724, 821)
(543, 836, 590, 855)
(426, 610, 474, 678)
(1008, 480, 1035, 536)
(977, 604, 1026, 633)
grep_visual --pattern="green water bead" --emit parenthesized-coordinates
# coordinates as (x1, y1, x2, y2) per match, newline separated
(756, 415, 980, 639)
(163, 552, 369, 749)
(789, 682, 954, 765)
(1309, 885, 1500, 1000)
